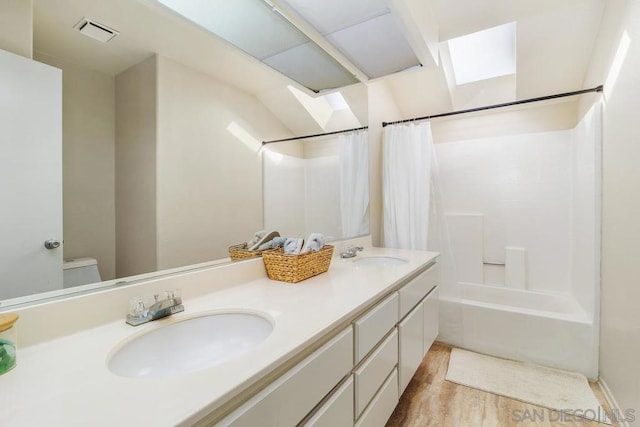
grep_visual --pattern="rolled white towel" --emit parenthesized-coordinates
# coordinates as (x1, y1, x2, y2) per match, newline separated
(284, 238, 304, 255)
(246, 230, 267, 249)
(301, 233, 325, 253)
(258, 237, 287, 251)
(248, 230, 280, 251)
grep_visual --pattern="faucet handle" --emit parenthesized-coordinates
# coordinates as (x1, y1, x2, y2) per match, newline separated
(165, 288, 181, 303)
(129, 296, 152, 319)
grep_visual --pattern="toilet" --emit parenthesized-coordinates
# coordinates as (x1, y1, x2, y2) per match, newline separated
(63, 257, 102, 288)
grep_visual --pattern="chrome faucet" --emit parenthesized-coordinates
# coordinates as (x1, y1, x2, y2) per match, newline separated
(340, 246, 364, 258)
(126, 289, 184, 326)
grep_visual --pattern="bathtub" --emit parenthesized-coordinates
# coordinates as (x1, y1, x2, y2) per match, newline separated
(438, 282, 598, 378)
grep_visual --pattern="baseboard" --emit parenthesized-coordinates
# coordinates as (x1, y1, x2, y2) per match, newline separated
(598, 378, 631, 427)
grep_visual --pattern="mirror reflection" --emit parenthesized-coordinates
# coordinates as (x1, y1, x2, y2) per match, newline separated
(263, 130, 370, 241)
(0, 0, 369, 306)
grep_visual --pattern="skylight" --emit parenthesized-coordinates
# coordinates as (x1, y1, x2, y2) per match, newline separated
(448, 22, 516, 85)
(324, 92, 349, 111)
(287, 86, 360, 130)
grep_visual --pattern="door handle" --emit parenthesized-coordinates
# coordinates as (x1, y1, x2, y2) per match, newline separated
(44, 239, 61, 250)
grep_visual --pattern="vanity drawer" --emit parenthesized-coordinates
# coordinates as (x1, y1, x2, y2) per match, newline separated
(399, 263, 438, 319)
(219, 327, 353, 427)
(355, 368, 399, 427)
(302, 377, 354, 427)
(354, 292, 399, 363)
(354, 328, 398, 417)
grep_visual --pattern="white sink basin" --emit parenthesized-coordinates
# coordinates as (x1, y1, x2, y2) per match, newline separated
(108, 312, 273, 378)
(353, 256, 408, 267)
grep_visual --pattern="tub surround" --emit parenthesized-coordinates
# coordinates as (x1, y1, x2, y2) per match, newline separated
(1, 242, 438, 426)
(438, 282, 597, 378)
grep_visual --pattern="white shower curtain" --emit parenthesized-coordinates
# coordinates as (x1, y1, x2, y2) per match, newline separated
(338, 130, 370, 238)
(382, 122, 433, 250)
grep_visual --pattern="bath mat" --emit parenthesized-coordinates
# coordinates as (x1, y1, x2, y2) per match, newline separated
(445, 348, 611, 425)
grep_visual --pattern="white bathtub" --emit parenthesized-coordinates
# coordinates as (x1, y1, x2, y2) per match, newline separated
(438, 282, 598, 378)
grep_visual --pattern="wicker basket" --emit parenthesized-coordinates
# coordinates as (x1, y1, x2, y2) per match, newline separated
(262, 245, 334, 283)
(228, 243, 267, 261)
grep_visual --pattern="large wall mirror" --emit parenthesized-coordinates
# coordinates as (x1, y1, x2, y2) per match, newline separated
(0, 0, 369, 307)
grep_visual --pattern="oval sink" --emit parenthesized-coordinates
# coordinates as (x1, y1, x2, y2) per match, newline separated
(108, 312, 273, 378)
(353, 256, 408, 267)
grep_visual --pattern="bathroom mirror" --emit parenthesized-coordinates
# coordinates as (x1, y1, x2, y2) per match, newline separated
(263, 132, 370, 241)
(0, 0, 368, 307)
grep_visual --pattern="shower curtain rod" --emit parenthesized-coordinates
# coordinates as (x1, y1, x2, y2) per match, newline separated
(382, 85, 603, 127)
(262, 125, 368, 145)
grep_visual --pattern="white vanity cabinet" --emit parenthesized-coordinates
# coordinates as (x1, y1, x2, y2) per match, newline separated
(302, 377, 354, 427)
(423, 287, 439, 354)
(354, 368, 399, 427)
(352, 292, 399, 424)
(354, 292, 399, 364)
(218, 327, 353, 427)
(399, 264, 439, 319)
(215, 261, 439, 427)
(354, 329, 398, 417)
(398, 302, 425, 393)
(397, 263, 439, 394)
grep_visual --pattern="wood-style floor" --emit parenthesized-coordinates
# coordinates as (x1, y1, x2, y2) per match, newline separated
(386, 343, 617, 427)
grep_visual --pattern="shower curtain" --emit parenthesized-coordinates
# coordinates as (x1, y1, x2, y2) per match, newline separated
(382, 122, 433, 250)
(338, 130, 370, 238)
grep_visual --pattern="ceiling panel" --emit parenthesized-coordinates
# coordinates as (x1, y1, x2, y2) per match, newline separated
(326, 12, 420, 78)
(263, 42, 359, 91)
(157, 0, 307, 59)
(281, 0, 389, 35)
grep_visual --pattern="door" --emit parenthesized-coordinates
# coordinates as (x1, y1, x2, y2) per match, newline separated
(0, 49, 62, 300)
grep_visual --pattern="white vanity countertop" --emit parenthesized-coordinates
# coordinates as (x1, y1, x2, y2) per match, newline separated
(2, 247, 438, 427)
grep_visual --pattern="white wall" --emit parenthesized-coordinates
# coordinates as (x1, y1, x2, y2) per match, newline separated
(0, 0, 32, 58)
(35, 52, 116, 281)
(570, 104, 601, 317)
(304, 156, 341, 240)
(435, 130, 574, 294)
(431, 100, 579, 143)
(115, 56, 158, 278)
(263, 151, 306, 238)
(263, 146, 342, 240)
(155, 56, 292, 268)
(115, 55, 294, 275)
(582, 0, 640, 419)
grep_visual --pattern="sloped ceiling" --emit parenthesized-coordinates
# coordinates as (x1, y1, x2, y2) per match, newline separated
(32, 0, 606, 137)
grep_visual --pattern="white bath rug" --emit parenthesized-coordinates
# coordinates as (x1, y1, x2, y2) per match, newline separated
(445, 348, 611, 425)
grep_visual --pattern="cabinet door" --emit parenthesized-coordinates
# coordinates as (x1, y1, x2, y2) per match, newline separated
(354, 368, 399, 427)
(423, 287, 439, 354)
(398, 302, 424, 394)
(302, 377, 353, 427)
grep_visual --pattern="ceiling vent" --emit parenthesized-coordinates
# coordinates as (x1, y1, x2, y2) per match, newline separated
(74, 18, 119, 43)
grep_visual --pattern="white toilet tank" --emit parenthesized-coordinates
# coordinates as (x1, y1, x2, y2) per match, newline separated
(63, 257, 102, 288)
